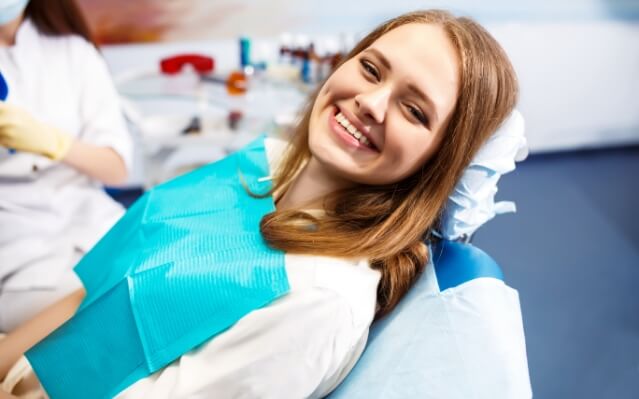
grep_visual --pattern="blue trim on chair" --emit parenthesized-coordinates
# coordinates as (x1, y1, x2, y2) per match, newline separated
(431, 240, 504, 291)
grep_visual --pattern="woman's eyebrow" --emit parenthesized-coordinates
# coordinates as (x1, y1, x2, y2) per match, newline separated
(365, 47, 440, 125)
(365, 48, 392, 71)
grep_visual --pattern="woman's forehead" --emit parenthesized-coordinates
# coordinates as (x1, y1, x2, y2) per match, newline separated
(368, 23, 459, 83)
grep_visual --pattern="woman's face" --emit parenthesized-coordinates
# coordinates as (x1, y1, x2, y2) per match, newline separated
(308, 23, 460, 186)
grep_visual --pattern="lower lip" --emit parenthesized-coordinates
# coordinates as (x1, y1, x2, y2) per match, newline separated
(328, 107, 377, 153)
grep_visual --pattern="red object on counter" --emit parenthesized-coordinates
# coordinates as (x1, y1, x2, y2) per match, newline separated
(228, 110, 243, 130)
(160, 54, 215, 75)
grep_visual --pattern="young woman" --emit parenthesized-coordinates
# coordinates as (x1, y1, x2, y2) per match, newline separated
(0, 9, 520, 399)
(0, 0, 133, 331)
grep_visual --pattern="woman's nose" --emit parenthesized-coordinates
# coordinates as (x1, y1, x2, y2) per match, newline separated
(354, 86, 391, 124)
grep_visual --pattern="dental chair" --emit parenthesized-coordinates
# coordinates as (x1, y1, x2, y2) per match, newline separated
(330, 240, 531, 398)
(330, 110, 532, 398)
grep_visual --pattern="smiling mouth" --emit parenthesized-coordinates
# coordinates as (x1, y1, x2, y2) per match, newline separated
(333, 107, 379, 151)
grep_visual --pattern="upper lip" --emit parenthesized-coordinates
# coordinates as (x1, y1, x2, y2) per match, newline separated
(337, 106, 380, 150)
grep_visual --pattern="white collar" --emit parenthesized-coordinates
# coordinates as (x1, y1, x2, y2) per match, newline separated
(14, 17, 39, 48)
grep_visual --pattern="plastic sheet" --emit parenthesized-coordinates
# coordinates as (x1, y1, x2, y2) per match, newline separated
(437, 110, 527, 240)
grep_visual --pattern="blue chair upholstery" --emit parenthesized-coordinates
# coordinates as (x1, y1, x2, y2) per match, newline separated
(430, 240, 503, 291)
(329, 240, 506, 398)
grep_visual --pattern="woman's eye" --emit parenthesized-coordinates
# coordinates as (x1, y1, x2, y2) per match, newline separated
(406, 104, 428, 126)
(360, 60, 380, 81)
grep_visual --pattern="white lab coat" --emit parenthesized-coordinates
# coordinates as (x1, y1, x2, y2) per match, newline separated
(0, 18, 132, 330)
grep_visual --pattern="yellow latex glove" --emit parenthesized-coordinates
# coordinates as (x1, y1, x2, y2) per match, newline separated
(0, 102, 73, 160)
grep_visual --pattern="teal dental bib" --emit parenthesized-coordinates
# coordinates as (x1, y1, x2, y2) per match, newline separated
(26, 135, 289, 399)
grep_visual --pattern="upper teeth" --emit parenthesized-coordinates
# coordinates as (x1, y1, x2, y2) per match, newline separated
(336, 112, 371, 147)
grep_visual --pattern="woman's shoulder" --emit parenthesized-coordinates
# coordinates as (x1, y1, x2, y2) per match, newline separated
(286, 254, 380, 330)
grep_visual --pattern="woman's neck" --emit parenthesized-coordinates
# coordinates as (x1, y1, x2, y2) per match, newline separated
(276, 156, 354, 211)
(0, 14, 24, 47)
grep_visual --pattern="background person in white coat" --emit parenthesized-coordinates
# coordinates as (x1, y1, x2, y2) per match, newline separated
(0, 0, 133, 332)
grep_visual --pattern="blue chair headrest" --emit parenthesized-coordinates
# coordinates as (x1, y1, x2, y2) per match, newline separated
(431, 240, 504, 291)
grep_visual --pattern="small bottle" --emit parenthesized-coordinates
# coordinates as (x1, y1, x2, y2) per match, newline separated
(226, 71, 248, 96)
(227, 109, 243, 131)
(279, 33, 293, 64)
(301, 49, 311, 84)
(292, 34, 310, 68)
(239, 36, 251, 69)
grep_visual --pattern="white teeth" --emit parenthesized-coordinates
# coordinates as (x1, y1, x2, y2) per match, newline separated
(335, 111, 373, 148)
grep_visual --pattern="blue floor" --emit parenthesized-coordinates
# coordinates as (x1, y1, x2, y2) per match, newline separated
(473, 146, 639, 399)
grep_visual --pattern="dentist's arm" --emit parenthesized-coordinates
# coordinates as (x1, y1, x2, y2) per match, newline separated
(0, 288, 85, 380)
(0, 102, 128, 185)
(63, 139, 128, 185)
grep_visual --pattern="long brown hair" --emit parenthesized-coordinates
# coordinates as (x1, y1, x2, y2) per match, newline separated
(25, 0, 96, 46)
(261, 10, 518, 317)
